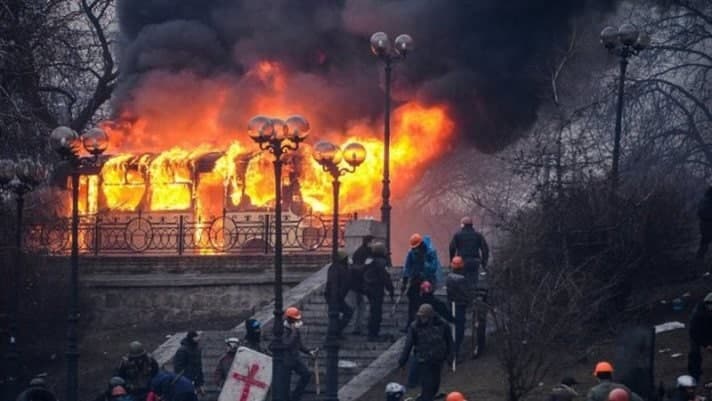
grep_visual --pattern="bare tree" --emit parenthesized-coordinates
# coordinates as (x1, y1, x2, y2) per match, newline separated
(0, 0, 117, 158)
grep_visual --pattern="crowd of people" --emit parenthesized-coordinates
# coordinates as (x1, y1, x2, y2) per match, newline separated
(17, 195, 712, 401)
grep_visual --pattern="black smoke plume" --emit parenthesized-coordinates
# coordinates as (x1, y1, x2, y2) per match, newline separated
(115, 0, 620, 153)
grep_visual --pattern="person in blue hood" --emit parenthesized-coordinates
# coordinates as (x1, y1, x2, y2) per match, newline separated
(148, 372, 197, 401)
(402, 233, 441, 332)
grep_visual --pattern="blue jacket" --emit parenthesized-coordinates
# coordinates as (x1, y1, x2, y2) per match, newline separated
(403, 236, 440, 285)
(150, 372, 197, 401)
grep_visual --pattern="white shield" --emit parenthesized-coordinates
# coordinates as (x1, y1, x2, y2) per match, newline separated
(218, 346, 273, 401)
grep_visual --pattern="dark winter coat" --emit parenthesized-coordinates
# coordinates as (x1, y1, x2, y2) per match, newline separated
(283, 325, 310, 366)
(548, 384, 578, 401)
(690, 303, 712, 346)
(150, 372, 198, 401)
(420, 294, 455, 323)
(116, 354, 159, 394)
(173, 338, 204, 386)
(398, 315, 453, 366)
(214, 350, 236, 387)
(325, 259, 351, 304)
(363, 256, 394, 299)
(353, 243, 373, 266)
(586, 380, 643, 401)
(448, 225, 489, 267)
(446, 272, 470, 304)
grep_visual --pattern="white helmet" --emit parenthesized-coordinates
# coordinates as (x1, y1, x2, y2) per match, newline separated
(677, 375, 697, 388)
(225, 337, 240, 346)
(386, 382, 405, 395)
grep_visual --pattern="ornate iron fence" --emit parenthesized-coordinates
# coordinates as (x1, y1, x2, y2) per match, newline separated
(23, 212, 353, 256)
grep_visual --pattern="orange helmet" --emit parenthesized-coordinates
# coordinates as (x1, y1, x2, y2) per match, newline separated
(420, 281, 433, 294)
(608, 388, 629, 401)
(451, 256, 464, 270)
(409, 233, 423, 248)
(593, 361, 614, 376)
(447, 392, 467, 401)
(285, 306, 302, 320)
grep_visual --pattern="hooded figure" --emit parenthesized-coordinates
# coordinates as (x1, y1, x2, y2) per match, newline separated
(173, 331, 204, 390)
(697, 186, 712, 260)
(549, 377, 579, 401)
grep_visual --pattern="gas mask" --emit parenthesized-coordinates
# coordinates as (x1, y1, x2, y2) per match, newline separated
(293, 320, 304, 329)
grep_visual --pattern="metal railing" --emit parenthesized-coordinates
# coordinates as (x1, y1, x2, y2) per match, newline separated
(22, 212, 353, 256)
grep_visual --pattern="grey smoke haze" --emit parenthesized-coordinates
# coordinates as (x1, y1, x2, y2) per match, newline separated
(115, 0, 620, 153)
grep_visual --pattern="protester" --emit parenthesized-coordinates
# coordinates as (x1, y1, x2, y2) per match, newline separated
(148, 371, 198, 401)
(549, 377, 580, 401)
(419, 281, 454, 324)
(697, 186, 712, 261)
(116, 341, 159, 401)
(446, 256, 470, 357)
(283, 306, 317, 401)
(586, 361, 642, 401)
(688, 292, 712, 381)
(214, 337, 240, 388)
(349, 236, 373, 335)
(385, 382, 406, 401)
(363, 241, 395, 341)
(399, 303, 453, 401)
(402, 233, 440, 331)
(173, 331, 205, 394)
(669, 375, 697, 401)
(449, 216, 489, 289)
(15, 376, 58, 401)
(325, 250, 354, 335)
(244, 319, 267, 354)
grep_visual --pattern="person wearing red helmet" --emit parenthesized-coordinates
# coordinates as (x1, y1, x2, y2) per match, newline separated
(586, 361, 642, 401)
(402, 233, 441, 332)
(446, 256, 470, 357)
(283, 307, 318, 401)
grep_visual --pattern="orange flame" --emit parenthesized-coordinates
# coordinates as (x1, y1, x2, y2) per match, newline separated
(77, 61, 455, 219)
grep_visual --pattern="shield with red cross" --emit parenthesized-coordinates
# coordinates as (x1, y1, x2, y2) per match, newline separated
(218, 346, 272, 401)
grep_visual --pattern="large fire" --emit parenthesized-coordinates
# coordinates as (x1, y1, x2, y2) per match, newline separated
(74, 61, 455, 219)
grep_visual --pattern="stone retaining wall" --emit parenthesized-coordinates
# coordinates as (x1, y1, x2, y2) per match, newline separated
(23, 254, 329, 328)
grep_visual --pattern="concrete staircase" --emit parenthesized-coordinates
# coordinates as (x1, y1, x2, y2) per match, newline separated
(152, 264, 409, 401)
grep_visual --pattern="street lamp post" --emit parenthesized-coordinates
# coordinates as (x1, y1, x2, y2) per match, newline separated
(370, 31, 414, 260)
(600, 24, 650, 197)
(50, 126, 108, 401)
(248, 115, 309, 401)
(313, 140, 367, 401)
(0, 158, 45, 400)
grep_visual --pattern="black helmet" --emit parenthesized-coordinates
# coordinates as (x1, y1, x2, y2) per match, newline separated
(128, 341, 146, 357)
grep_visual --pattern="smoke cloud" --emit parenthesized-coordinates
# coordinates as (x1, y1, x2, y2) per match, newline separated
(115, 0, 620, 153)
